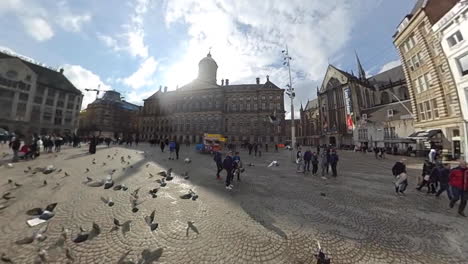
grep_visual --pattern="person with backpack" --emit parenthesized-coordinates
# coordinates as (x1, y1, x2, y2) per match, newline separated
(311, 152, 319, 176)
(448, 160, 468, 217)
(329, 150, 339, 177)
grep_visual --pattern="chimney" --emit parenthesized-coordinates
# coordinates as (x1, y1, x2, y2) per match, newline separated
(59, 68, 64, 74)
(159, 85, 162, 92)
(225, 79, 229, 85)
(221, 79, 224, 86)
(266, 75, 269, 82)
(164, 86, 168, 93)
(256, 77, 260, 84)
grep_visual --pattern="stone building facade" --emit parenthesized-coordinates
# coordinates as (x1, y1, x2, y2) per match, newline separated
(0, 51, 83, 137)
(297, 99, 320, 146)
(433, 0, 468, 160)
(393, 0, 463, 158)
(79, 90, 140, 139)
(317, 57, 409, 147)
(139, 53, 285, 144)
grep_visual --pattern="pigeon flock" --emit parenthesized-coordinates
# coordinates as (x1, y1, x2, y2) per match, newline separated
(0, 149, 198, 263)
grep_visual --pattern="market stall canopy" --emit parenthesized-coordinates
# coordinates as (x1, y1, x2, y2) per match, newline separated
(407, 129, 442, 140)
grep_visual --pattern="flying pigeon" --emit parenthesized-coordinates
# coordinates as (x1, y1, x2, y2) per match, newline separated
(156, 178, 166, 187)
(149, 188, 158, 198)
(72, 222, 100, 243)
(2, 192, 15, 200)
(26, 203, 58, 220)
(146, 164, 150, 168)
(83, 176, 93, 184)
(187, 221, 199, 235)
(100, 197, 114, 207)
(15, 223, 49, 245)
(144, 210, 158, 231)
(148, 173, 154, 179)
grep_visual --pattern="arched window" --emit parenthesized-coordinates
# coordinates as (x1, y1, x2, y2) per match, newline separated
(381, 91, 390, 104)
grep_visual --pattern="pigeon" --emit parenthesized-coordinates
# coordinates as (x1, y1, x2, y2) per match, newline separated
(83, 176, 93, 184)
(14, 182, 22, 188)
(2, 192, 14, 200)
(267, 161, 279, 167)
(37, 249, 48, 263)
(113, 184, 123, 191)
(0, 253, 12, 263)
(107, 155, 111, 159)
(43, 180, 47, 186)
(7, 179, 12, 184)
(100, 197, 114, 207)
(85, 168, 90, 173)
(149, 188, 158, 198)
(130, 187, 141, 199)
(15, 223, 49, 245)
(87, 180, 104, 187)
(64, 172, 70, 177)
(180, 189, 196, 200)
(130, 165, 133, 169)
(26, 203, 58, 220)
(184, 158, 191, 164)
(72, 222, 100, 243)
(57, 169, 62, 173)
(102, 162, 107, 166)
(248, 163, 255, 167)
(144, 210, 158, 231)
(104, 177, 114, 189)
(320, 192, 327, 197)
(187, 221, 199, 235)
(112, 218, 132, 235)
(156, 178, 166, 187)
(24, 170, 29, 174)
(92, 161, 96, 165)
(157, 168, 172, 177)
(127, 162, 130, 165)
(148, 173, 154, 179)
(146, 164, 150, 168)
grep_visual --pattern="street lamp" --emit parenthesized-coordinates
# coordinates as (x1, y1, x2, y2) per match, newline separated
(282, 46, 295, 161)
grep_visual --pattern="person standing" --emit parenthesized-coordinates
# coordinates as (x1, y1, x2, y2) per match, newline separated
(435, 163, 452, 199)
(213, 150, 223, 179)
(374, 147, 379, 159)
(89, 135, 97, 154)
(248, 143, 253, 155)
(320, 151, 329, 177)
(160, 140, 165, 152)
(223, 152, 234, 190)
(448, 160, 468, 217)
(105, 137, 111, 147)
(392, 159, 408, 195)
(303, 149, 312, 173)
(10, 136, 21, 162)
(296, 147, 303, 173)
(175, 141, 180, 160)
(233, 151, 242, 182)
(168, 140, 176, 160)
(275, 143, 278, 152)
(329, 150, 339, 177)
(311, 152, 319, 175)
(254, 143, 258, 157)
(265, 143, 269, 152)
(417, 160, 434, 193)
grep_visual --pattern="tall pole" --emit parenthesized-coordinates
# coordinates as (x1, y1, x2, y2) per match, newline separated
(282, 46, 295, 162)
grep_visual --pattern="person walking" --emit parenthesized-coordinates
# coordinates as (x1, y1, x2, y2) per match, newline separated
(265, 143, 269, 152)
(248, 143, 253, 155)
(175, 141, 180, 160)
(417, 160, 434, 193)
(329, 150, 339, 177)
(160, 140, 165, 152)
(448, 160, 468, 217)
(254, 143, 258, 157)
(296, 147, 303, 173)
(392, 159, 408, 195)
(303, 149, 312, 173)
(233, 151, 242, 182)
(275, 143, 278, 152)
(89, 135, 97, 154)
(223, 152, 234, 190)
(10, 136, 21, 162)
(214, 150, 223, 179)
(311, 152, 319, 175)
(320, 151, 329, 177)
(435, 163, 452, 199)
(374, 147, 379, 159)
(168, 140, 176, 160)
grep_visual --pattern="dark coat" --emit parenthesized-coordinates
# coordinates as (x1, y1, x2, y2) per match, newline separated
(213, 151, 222, 164)
(303, 151, 312, 161)
(438, 167, 450, 185)
(223, 156, 233, 170)
(329, 153, 339, 164)
(392, 162, 406, 176)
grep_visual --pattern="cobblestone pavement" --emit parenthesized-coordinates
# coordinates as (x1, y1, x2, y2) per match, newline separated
(0, 143, 467, 264)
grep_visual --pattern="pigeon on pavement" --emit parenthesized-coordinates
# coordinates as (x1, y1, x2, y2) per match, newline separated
(2, 192, 15, 201)
(144, 210, 158, 231)
(100, 197, 114, 207)
(15, 223, 49, 245)
(72, 222, 100, 243)
(26, 203, 58, 217)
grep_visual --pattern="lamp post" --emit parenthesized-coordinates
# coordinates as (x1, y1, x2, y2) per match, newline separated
(282, 46, 295, 162)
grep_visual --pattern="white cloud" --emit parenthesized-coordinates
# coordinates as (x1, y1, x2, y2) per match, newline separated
(59, 13, 91, 32)
(121, 56, 158, 89)
(124, 90, 155, 105)
(162, 0, 378, 108)
(98, 0, 149, 58)
(22, 17, 54, 41)
(61, 64, 112, 109)
(378, 59, 401, 73)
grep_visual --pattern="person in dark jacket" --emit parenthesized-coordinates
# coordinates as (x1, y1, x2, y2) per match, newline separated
(214, 151, 223, 179)
(10, 136, 21, 162)
(417, 160, 434, 192)
(303, 150, 312, 173)
(392, 159, 408, 194)
(329, 150, 339, 177)
(449, 160, 468, 217)
(223, 152, 234, 190)
(175, 141, 180, 160)
(254, 143, 258, 156)
(248, 143, 253, 155)
(311, 152, 319, 175)
(435, 163, 452, 199)
(160, 140, 165, 152)
(89, 135, 97, 154)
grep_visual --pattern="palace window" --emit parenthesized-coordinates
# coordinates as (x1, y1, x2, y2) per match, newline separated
(457, 53, 468, 76)
(432, 99, 439, 118)
(447, 30, 464, 47)
(418, 103, 425, 121)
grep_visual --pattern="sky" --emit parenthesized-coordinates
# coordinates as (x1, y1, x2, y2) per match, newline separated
(0, 0, 416, 118)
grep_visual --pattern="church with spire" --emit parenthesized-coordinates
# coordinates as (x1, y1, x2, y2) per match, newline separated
(139, 52, 286, 144)
(302, 53, 409, 147)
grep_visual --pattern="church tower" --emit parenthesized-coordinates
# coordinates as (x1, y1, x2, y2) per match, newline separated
(355, 51, 367, 81)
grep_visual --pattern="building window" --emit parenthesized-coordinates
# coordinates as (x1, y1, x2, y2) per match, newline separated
(447, 30, 464, 47)
(387, 109, 394, 117)
(407, 59, 414, 71)
(431, 99, 439, 118)
(277, 103, 281, 110)
(419, 103, 425, 121)
(411, 53, 421, 68)
(262, 102, 266, 110)
(358, 129, 368, 140)
(19, 93, 28, 101)
(457, 54, 468, 76)
(425, 101, 432, 120)
(254, 103, 258, 110)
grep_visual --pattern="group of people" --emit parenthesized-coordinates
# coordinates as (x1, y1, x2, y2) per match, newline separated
(8, 133, 73, 162)
(392, 152, 467, 217)
(213, 150, 242, 190)
(295, 147, 339, 177)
